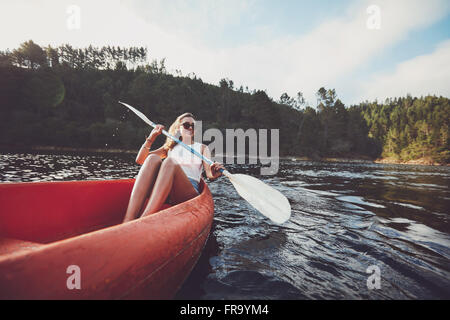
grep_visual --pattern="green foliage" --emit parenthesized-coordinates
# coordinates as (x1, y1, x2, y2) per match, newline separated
(355, 96, 450, 163)
(22, 70, 65, 109)
(0, 41, 448, 163)
(11, 40, 47, 69)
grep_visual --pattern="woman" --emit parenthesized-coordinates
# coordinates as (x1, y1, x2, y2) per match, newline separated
(122, 112, 224, 223)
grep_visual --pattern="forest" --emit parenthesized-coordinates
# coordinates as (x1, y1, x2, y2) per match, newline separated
(0, 40, 448, 164)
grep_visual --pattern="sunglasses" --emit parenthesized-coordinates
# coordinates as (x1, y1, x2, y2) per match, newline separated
(181, 122, 195, 130)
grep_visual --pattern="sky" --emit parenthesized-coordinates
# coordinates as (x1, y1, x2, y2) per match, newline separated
(1, 0, 449, 106)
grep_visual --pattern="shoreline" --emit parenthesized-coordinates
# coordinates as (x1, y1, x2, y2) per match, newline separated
(0, 145, 138, 155)
(283, 155, 448, 166)
(372, 157, 448, 166)
(1, 145, 447, 166)
(31, 145, 138, 154)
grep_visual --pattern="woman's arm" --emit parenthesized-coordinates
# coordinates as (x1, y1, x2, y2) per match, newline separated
(135, 125, 167, 165)
(202, 145, 224, 180)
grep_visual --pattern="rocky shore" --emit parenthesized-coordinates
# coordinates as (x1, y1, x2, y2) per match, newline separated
(373, 157, 447, 166)
(285, 155, 448, 166)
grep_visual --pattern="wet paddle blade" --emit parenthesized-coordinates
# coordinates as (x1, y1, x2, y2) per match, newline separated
(223, 171, 291, 224)
(118, 101, 156, 127)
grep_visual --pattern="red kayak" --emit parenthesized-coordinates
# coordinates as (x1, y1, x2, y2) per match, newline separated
(0, 178, 214, 299)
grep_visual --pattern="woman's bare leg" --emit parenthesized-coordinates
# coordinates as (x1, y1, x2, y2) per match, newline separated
(140, 157, 198, 217)
(123, 155, 162, 223)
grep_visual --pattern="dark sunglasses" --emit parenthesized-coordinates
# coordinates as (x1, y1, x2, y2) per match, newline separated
(181, 122, 195, 129)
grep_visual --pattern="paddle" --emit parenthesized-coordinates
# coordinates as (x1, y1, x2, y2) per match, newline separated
(118, 101, 291, 224)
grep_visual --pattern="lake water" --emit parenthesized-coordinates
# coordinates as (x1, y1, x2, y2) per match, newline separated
(1, 151, 449, 299)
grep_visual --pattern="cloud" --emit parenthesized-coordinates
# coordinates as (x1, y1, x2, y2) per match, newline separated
(1, 0, 449, 105)
(219, 0, 450, 105)
(356, 39, 450, 103)
(126, 0, 449, 105)
(125, 0, 258, 51)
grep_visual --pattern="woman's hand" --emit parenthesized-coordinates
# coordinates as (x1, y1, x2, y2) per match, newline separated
(210, 162, 225, 180)
(147, 124, 165, 142)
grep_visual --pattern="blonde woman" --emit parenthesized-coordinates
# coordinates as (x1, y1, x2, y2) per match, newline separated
(123, 113, 224, 223)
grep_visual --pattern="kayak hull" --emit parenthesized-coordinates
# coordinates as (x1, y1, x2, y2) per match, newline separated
(0, 178, 214, 299)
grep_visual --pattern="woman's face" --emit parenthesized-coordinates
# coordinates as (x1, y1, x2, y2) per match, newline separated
(179, 116, 195, 139)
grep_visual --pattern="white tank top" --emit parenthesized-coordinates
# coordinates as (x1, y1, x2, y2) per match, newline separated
(167, 142, 204, 182)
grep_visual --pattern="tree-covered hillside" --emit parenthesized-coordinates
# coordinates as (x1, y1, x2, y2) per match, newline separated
(354, 96, 449, 163)
(0, 41, 448, 163)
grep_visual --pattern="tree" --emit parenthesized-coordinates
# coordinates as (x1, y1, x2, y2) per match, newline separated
(296, 92, 306, 110)
(46, 46, 60, 68)
(12, 40, 47, 69)
(279, 92, 295, 107)
(316, 87, 327, 106)
(0, 49, 12, 66)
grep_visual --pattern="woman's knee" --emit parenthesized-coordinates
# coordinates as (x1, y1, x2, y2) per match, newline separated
(144, 154, 162, 164)
(143, 154, 162, 168)
(160, 157, 177, 171)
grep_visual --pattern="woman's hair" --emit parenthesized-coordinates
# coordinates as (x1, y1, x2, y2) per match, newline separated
(162, 112, 195, 151)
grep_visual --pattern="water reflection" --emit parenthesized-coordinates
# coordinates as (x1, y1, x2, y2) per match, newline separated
(0, 152, 137, 182)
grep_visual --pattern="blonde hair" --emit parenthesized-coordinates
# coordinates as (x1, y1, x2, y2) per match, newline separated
(162, 112, 195, 151)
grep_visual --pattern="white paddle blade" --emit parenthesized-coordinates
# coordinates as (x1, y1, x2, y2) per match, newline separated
(118, 101, 155, 127)
(223, 171, 291, 224)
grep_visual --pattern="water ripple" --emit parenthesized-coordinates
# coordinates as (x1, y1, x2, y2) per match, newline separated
(1, 152, 449, 299)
